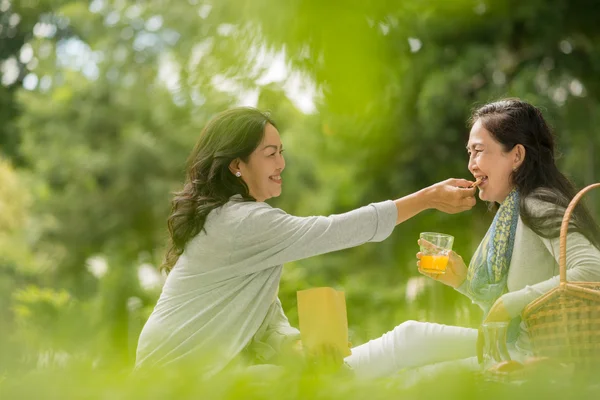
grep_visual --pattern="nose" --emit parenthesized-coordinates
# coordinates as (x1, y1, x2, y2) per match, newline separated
(278, 152, 286, 171)
(468, 154, 477, 175)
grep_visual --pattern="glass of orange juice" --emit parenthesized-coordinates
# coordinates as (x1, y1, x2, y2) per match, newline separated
(419, 232, 454, 274)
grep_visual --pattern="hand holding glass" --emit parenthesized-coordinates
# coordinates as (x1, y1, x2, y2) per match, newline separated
(418, 232, 454, 274)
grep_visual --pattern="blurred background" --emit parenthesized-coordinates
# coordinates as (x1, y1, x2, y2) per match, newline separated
(1, 0, 600, 378)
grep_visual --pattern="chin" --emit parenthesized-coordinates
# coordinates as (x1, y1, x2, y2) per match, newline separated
(478, 191, 488, 201)
(264, 191, 281, 201)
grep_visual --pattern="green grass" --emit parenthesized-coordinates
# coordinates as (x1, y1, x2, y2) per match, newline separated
(2, 356, 600, 400)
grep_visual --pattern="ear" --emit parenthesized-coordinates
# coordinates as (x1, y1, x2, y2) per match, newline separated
(229, 158, 241, 176)
(513, 144, 526, 169)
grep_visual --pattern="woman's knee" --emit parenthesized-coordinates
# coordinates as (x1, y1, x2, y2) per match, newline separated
(392, 320, 425, 337)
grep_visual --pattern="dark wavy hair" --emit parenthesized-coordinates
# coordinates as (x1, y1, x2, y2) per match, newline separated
(162, 107, 277, 273)
(470, 98, 600, 250)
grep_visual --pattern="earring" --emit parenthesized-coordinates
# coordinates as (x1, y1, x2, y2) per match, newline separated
(235, 171, 242, 177)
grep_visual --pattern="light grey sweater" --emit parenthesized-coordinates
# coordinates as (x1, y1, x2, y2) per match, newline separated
(457, 196, 600, 351)
(135, 195, 398, 373)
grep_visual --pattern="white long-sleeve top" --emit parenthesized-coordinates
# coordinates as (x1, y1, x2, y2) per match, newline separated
(135, 195, 398, 374)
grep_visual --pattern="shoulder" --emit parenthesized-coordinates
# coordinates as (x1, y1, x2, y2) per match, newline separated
(201, 195, 268, 227)
(217, 195, 289, 227)
(222, 195, 271, 212)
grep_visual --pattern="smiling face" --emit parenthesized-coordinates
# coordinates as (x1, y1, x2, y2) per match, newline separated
(233, 123, 285, 202)
(467, 119, 524, 203)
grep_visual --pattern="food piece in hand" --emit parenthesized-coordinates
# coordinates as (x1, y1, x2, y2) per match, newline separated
(470, 177, 483, 188)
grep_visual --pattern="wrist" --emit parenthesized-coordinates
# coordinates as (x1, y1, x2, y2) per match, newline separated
(417, 186, 435, 211)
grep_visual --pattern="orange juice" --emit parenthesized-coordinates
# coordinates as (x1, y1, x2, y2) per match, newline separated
(420, 255, 449, 273)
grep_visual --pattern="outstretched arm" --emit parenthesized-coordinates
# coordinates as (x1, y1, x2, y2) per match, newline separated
(232, 179, 477, 274)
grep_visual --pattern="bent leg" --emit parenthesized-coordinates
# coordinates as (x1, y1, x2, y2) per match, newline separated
(344, 320, 477, 379)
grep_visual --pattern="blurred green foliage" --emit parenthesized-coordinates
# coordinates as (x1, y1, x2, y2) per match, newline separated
(1, 0, 600, 394)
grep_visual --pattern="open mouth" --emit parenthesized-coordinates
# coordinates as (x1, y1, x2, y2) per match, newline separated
(269, 175, 282, 184)
(472, 176, 488, 188)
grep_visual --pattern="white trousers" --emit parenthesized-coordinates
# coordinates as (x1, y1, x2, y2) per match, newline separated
(344, 321, 478, 379)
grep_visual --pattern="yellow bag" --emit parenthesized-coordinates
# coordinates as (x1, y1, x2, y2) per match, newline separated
(297, 287, 351, 357)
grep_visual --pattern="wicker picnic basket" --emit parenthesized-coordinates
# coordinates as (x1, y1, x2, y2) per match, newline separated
(522, 183, 600, 369)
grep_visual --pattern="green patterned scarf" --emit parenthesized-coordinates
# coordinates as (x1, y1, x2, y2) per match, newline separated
(466, 188, 520, 320)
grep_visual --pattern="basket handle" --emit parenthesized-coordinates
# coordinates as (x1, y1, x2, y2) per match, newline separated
(559, 183, 600, 286)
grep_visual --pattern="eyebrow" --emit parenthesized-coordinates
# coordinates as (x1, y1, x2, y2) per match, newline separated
(262, 144, 283, 151)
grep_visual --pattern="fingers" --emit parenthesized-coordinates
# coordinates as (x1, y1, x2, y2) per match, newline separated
(462, 195, 476, 208)
(446, 180, 477, 213)
(418, 267, 440, 280)
(449, 250, 463, 261)
(429, 179, 477, 214)
(448, 178, 476, 189)
(458, 185, 477, 196)
(452, 187, 476, 212)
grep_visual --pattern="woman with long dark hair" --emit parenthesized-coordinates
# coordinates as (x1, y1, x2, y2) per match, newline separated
(135, 107, 477, 376)
(411, 98, 600, 377)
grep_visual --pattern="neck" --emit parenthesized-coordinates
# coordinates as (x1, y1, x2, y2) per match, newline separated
(497, 186, 517, 205)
